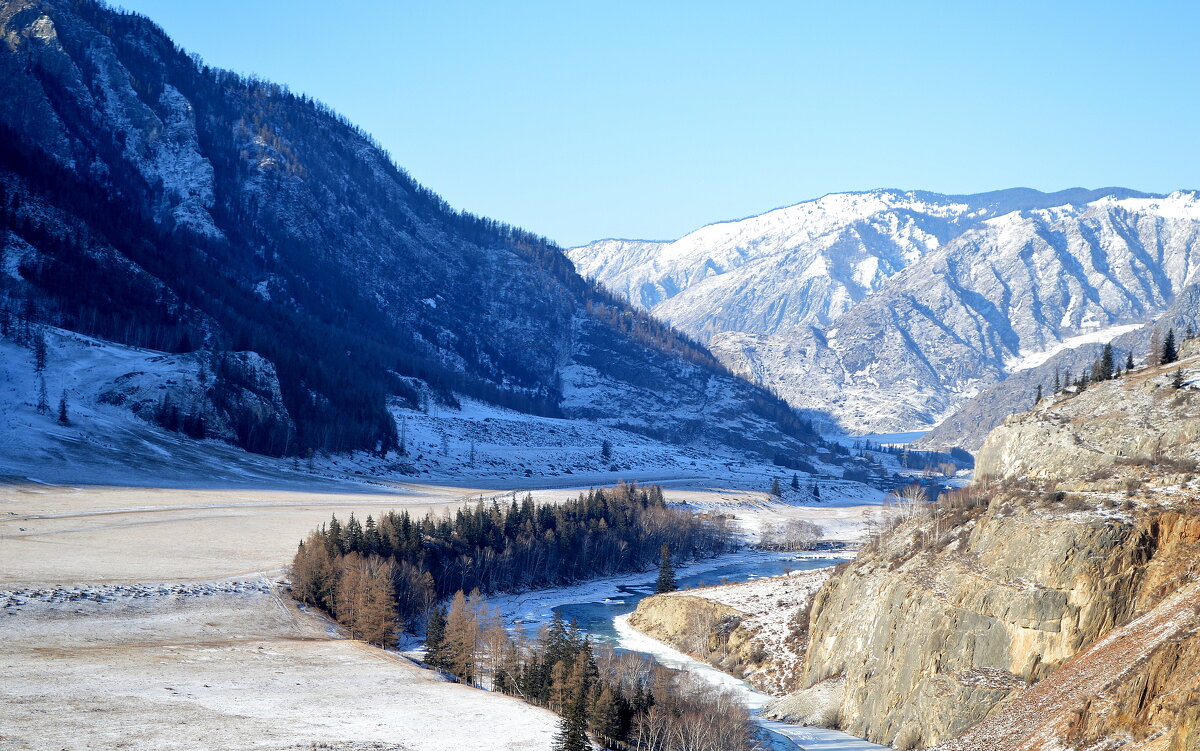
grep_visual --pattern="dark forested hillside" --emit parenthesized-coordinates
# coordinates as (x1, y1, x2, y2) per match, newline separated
(0, 0, 818, 457)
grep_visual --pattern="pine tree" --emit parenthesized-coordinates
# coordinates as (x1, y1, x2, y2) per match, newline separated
(770, 477, 782, 496)
(36, 375, 48, 415)
(655, 544, 676, 594)
(1035, 384, 1043, 405)
(424, 606, 449, 670)
(1053, 368, 1061, 393)
(32, 329, 46, 373)
(345, 513, 364, 553)
(57, 390, 69, 425)
(552, 697, 589, 751)
(791, 472, 800, 490)
(600, 439, 612, 462)
(1099, 343, 1115, 381)
(1126, 351, 1135, 372)
(1173, 368, 1185, 389)
(1163, 328, 1178, 364)
(811, 483, 821, 502)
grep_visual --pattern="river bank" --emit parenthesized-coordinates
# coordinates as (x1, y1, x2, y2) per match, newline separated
(485, 548, 889, 751)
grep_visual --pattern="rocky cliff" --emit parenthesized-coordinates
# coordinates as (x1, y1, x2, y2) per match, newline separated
(766, 356, 1200, 749)
(975, 342, 1200, 484)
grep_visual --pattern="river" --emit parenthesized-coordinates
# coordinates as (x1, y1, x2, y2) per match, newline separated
(494, 550, 890, 751)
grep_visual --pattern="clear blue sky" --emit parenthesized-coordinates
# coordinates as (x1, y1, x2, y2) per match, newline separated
(116, 1, 1199, 247)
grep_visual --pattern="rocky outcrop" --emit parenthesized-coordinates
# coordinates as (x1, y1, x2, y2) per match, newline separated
(99, 350, 294, 449)
(628, 570, 829, 695)
(767, 361, 1200, 749)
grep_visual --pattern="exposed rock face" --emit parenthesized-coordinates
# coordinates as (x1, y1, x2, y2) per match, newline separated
(768, 363, 1200, 749)
(99, 350, 294, 447)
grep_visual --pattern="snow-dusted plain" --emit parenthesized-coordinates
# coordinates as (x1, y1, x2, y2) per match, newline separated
(0, 583, 561, 751)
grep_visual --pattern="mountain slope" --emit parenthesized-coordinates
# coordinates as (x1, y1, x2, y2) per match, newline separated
(0, 0, 818, 460)
(568, 188, 1152, 339)
(919, 282, 1200, 450)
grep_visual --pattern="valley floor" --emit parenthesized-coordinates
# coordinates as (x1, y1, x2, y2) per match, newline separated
(0, 469, 881, 750)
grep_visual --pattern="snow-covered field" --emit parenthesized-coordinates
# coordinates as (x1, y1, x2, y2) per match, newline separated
(0, 581, 560, 751)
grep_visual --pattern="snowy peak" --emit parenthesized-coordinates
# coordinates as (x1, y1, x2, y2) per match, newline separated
(568, 187, 1158, 342)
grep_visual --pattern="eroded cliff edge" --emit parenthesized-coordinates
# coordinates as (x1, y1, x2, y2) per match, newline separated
(766, 348, 1200, 750)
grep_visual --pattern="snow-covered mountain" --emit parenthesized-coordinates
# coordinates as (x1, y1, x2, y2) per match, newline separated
(570, 188, 1200, 433)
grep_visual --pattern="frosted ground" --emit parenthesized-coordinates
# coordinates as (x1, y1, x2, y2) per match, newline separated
(0, 329, 893, 749)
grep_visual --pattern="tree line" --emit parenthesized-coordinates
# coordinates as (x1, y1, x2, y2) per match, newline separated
(1035, 327, 1196, 405)
(291, 483, 736, 636)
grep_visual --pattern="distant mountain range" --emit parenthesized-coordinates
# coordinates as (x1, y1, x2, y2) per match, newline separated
(570, 188, 1200, 435)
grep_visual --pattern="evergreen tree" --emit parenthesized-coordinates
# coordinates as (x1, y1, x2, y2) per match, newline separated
(811, 483, 821, 501)
(1163, 328, 1178, 364)
(1035, 384, 1043, 405)
(344, 513, 364, 553)
(543, 611, 574, 671)
(1053, 368, 1061, 393)
(791, 472, 800, 490)
(424, 606, 448, 670)
(57, 390, 69, 425)
(600, 439, 612, 462)
(1126, 351, 1135, 372)
(1173, 368, 1185, 389)
(655, 543, 676, 594)
(32, 329, 46, 373)
(36, 374, 48, 415)
(770, 477, 782, 496)
(1099, 343, 1115, 381)
(552, 697, 589, 751)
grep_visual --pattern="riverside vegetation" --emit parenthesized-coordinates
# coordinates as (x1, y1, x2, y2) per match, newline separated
(290, 482, 755, 751)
